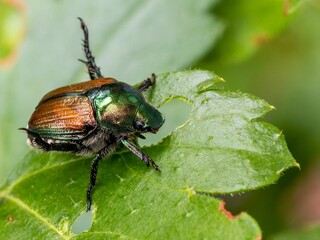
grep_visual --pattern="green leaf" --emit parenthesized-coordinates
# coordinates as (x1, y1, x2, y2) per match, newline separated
(0, 0, 223, 183)
(270, 224, 320, 240)
(199, 6, 320, 237)
(283, 0, 306, 15)
(0, 0, 25, 65)
(0, 70, 296, 239)
(197, 0, 292, 67)
(145, 71, 298, 192)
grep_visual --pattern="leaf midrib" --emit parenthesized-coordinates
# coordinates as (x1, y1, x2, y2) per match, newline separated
(3, 194, 68, 240)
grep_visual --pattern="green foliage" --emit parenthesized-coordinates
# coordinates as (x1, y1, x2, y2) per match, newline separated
(270, 224, 320, 240)
(199, 0, 291, 67)
(209, 5, 320, 237)
(0, 0, 25, 62)
(0, 70, 296, 239)
(0, 0, 307, 238)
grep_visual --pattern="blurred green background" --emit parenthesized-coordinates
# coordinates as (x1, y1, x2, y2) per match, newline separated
(1, 0, 320, 238)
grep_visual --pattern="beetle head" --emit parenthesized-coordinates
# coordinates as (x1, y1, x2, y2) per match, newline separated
(134, 103, 165, 133)
(95, 82, 164, 134)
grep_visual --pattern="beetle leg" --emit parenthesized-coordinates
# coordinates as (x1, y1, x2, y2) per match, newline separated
(86, 144, 115, 211)
(86, 153, 101, 211)
(120, 137, 160, 171)
(137, 73, 156, 92)
(78, 17, 103, 80)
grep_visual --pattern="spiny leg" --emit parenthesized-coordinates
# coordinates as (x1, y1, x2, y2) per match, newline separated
(86, 153, 101, 211)
(78, 17, 103, 80)
(120, 137, 160, 171)
(137, 73, 156, 92)
(86, 144, 115, 211)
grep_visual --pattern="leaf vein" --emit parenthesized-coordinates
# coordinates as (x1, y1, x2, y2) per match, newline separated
(4, 194, 69, 240)
(71, 231, 136, 240)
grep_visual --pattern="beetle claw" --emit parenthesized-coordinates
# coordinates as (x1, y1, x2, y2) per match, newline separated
(135, 133, 146, 139)
(86, 199, 91, 212)
(150, 160, 161, 172)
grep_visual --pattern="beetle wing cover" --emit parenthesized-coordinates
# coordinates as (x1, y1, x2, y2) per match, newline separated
(29, 95, 97, 140)
(40, 78, 116, 104)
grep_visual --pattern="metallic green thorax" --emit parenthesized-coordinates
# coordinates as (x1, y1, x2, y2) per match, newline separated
(91, 82, 164, 133)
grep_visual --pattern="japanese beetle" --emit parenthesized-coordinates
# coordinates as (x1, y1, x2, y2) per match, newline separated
(20, 18, 165, 211)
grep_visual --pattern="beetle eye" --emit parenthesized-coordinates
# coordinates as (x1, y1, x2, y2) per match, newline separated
(134, 120, 145, 131)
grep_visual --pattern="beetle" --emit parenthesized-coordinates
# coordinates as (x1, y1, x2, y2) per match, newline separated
(20, 18, 165, 211)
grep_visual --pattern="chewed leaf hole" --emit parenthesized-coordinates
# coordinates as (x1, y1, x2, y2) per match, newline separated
(71, 210, 93, 234)
(219, 201, 238, 220)
(139, 98, 191, 147)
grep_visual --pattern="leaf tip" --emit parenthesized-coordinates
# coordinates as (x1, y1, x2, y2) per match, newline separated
(293, 161, 301, 170)
(269, 104, 276, 110)
(217, 77, 225, 83)
(276, 160, 300, 175)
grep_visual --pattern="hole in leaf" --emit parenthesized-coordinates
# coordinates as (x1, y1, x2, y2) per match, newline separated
(71, 210, 93, 234)
(219, 201, 238, 219)
(214, 193, 247, 217)
(139, 98, 191, 147)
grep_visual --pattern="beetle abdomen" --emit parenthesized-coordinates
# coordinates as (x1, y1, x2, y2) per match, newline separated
(29, 95, 97, 140)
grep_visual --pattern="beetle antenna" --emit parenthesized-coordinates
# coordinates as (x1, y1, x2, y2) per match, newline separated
(78, 17, 104, 80)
